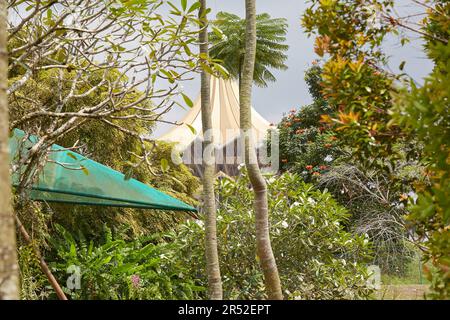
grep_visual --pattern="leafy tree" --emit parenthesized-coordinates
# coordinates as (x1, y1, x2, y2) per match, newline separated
(209, 12, 288, 87)
(302, 0, 400, 170)
(391, 0, 450, 299)
(10, 68, 201, 299)
(302, 0, 449, 298)
(278, 66, 339, 178)
(175, 172, 373, 300)
(6, 2, 206, 299)
(7, 0, 202, 194)
(277, 66, 416, 275)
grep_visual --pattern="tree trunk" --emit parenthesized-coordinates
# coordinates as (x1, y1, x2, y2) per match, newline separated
(240, 0, 283, 300)
(0, 0, 20, 300)
(199, 0, 223, 300)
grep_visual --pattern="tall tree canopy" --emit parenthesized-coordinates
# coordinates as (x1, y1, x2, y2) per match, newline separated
(209, 12, 289, 87)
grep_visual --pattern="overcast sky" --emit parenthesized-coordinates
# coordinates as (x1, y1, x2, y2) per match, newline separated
(153, 0, 434, 137)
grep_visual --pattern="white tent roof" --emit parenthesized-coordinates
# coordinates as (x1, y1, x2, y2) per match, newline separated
(158, 76, 273, 147)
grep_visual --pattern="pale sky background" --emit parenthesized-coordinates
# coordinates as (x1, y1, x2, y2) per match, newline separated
(153, 0, 434, 137)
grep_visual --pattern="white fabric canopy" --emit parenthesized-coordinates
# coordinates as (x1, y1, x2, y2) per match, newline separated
(159, 76, 273, 147)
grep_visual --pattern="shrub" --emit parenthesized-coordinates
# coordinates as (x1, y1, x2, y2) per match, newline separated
(49, 225, 204, 300)
(176, 171, 374, 299)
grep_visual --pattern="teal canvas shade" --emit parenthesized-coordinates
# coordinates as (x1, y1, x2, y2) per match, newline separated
(9, 129, 197, 212)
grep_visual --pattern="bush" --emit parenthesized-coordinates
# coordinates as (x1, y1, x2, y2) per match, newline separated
(176, 171, 374, 299)
(49, 225, 204, 300)
(277, 101, 340, 179)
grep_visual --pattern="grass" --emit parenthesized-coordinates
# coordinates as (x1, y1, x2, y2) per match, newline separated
(375, 252, 431, 300)
(381, 257, 428, 285)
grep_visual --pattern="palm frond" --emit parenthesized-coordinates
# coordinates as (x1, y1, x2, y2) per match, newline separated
(209, 11, 289, 87)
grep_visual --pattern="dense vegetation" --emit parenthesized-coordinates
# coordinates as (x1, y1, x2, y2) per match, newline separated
(175, 172, 373, 300)
(302, 0, 449, 298)
(0, 0, 448, 300)
(277, 66, 417, 275)
(32, 172, 374, 300)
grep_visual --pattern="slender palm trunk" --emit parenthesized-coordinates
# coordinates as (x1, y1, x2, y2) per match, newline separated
(199, 0, 222, 300)
(240, 0, 282, 300)
(0, 1, 20, 300)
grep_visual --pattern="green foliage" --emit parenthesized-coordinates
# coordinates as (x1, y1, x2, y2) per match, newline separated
(278, 108, 339, 180)
(147, 142, 201, 202)
(277, 66, 416, 275)
(277, 67, 339, 179)
(209, 12, 289, 87)
(18, 244, 52, 300)
(302, 0, 403, 170)
(381, 248, 429, 286)
(175, 172, 373, 299)
(302, 0, 393, 59)
(10, 48, 201, 299)
(9, 0, 204, 300)
(391, 0, 450, 299)
(302, 0, 449, 298)
(49, 225, 204, 300)
(10, 67, 200, 241)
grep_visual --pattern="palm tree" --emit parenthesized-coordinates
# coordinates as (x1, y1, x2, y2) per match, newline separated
(240, 0, 283, 299)
(0, 0, 20, 300)
(199, 0, 223, 300)
(209, 11, 288, 88)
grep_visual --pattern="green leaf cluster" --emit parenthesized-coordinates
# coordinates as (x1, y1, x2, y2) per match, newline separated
(175, 171, 374, 299)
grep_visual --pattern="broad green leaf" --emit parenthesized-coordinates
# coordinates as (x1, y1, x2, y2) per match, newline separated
(188, 2, 201, 13)
(186, 123, 197, 135)
(213, 63, 230, 79)
(212, 26, 224, 40)
(181, 93, 193, 108)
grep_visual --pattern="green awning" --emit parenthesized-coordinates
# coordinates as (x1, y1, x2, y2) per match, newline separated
(9, 129, 197, 212)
